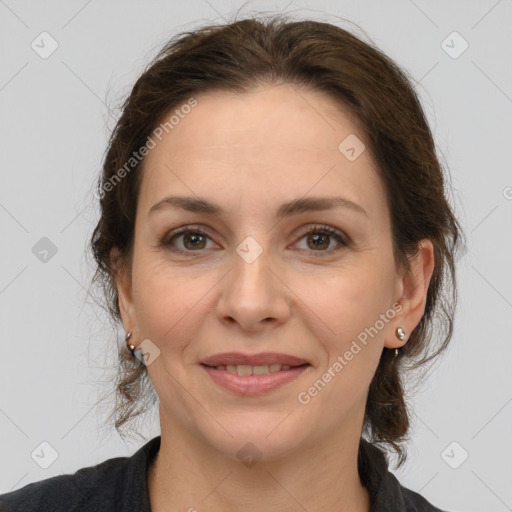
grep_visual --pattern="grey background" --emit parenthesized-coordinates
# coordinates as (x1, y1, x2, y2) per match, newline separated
(1, 1, 511, 511)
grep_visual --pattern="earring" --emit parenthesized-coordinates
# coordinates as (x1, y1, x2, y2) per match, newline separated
(125, 331, 135, 353)
(396, 327, 406, 340)
(394, 327, 406, 357)
(395, 327, 406, 357)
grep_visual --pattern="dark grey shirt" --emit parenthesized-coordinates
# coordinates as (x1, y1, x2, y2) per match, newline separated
(0, 436, 448, 511)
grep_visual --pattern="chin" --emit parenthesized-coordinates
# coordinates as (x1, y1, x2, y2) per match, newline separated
(193, 412, 309, 463)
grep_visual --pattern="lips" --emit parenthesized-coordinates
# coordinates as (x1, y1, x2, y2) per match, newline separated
(201, 359, 311, 395)
(200, 352, 309, 367)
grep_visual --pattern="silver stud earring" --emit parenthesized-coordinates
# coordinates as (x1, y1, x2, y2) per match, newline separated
(396, 327, 406, 340)
(395, 327, 406, 357)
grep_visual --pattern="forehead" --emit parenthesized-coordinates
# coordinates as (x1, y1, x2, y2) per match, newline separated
(150, 84, 365, 155)
(138, 84, 387, 223)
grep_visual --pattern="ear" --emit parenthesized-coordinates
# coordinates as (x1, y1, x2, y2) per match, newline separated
(385, 239, 435, 349)
(110, 247, 136, 335)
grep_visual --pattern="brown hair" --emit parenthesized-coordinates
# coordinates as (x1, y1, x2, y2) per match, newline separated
(90, 13, 464, 468)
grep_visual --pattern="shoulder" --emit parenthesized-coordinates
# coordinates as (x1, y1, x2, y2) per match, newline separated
(0, 454, 129, 512)
(400, 483, 450, 512)
(0, 436, 160, 512)
(358, 438, 450, 512)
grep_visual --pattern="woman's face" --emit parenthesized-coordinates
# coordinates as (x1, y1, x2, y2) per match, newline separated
(113, 84, 433, 460)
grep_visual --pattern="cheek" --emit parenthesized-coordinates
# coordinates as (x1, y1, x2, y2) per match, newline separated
(293, 268, 391, 421)
(301, 262, 390, 328)
(293, 261, 394, 369)
(132, 260, 219, 351)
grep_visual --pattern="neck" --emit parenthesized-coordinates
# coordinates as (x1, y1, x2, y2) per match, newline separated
(147, 412, 371, 512)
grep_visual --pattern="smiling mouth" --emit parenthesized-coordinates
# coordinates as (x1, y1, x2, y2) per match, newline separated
(200, 362, 310, 375)
(200, 362, 311, 395)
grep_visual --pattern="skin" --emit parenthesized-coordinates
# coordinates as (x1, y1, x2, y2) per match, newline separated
(111, 83, 434, 512)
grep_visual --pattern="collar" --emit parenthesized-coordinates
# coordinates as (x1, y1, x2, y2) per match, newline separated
(358, 437, 408, 511)
(125, 435, 417, 512)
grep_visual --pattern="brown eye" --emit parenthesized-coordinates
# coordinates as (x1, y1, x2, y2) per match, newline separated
(161, 227, 215, 252)
(294, 225, 348, 255)
(180, 231, 207, 250)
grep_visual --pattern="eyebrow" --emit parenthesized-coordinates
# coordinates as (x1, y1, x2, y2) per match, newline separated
(148, 195, 368, 219)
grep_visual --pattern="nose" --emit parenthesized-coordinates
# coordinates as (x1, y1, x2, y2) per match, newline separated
(216, 243, 291, 332)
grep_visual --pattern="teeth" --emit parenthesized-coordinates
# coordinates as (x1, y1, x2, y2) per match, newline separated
(237, 365, 253, 376)
(216, 364, 294, 374)
(252, 365, 270, 375)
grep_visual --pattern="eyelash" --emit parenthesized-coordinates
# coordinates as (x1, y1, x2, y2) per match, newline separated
(160, 224, 348, 257)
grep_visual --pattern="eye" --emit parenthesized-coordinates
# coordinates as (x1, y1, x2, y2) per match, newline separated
(293, 224, 348, 256)
(160, 224, 348, 256)
(161, 225, 217, 252)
